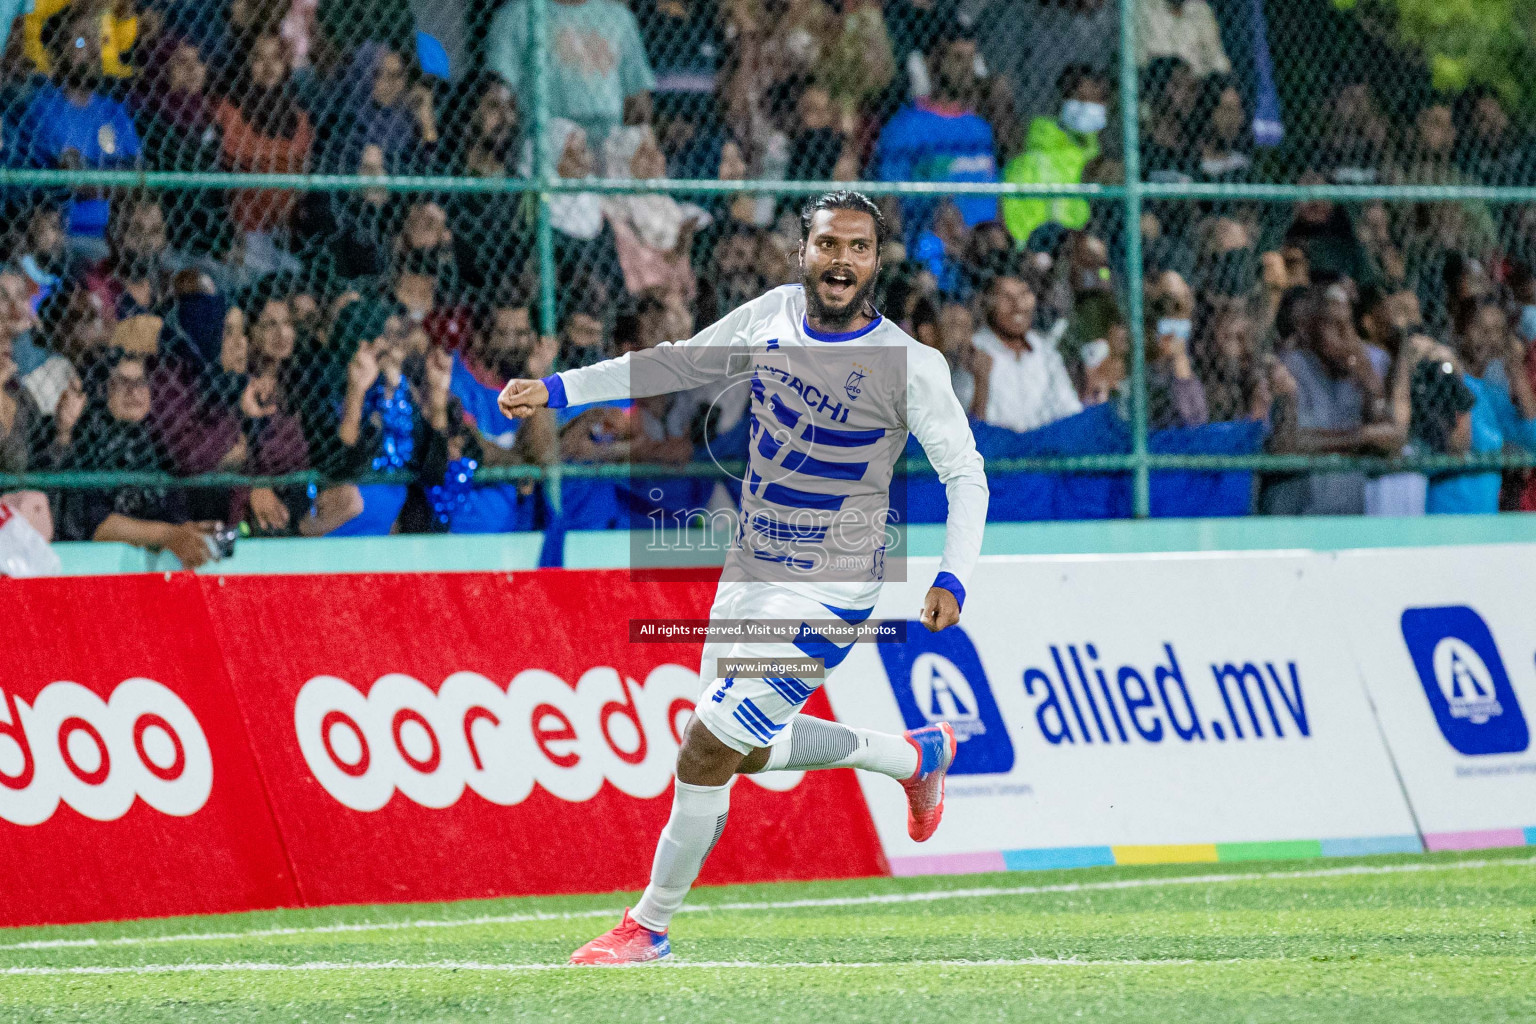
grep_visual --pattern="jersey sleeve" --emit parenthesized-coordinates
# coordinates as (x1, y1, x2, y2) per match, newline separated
(904, 344, 988, 608)
(544, 297, 759, 408)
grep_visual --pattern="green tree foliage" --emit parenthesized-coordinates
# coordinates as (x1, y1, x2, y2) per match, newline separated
(1335, 0, 1536, 110)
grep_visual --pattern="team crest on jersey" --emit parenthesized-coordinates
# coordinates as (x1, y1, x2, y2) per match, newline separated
(845, 362, 872, 400)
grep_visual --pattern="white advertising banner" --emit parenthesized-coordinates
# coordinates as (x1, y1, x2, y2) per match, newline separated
(1333, 544, 1536, 851)
(826, 554, 1421, 875)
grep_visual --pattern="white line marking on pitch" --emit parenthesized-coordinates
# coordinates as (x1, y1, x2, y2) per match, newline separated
(0, 957, 1235, 977)
(2, 855, 1530, 954)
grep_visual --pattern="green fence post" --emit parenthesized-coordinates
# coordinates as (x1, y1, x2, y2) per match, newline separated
(528, 0, 559, 514)
(1118, 0, 1149, 518)
(530, 0, 556, 340)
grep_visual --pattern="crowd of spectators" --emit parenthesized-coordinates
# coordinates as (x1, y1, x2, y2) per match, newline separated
(2, 0, 1536, 568)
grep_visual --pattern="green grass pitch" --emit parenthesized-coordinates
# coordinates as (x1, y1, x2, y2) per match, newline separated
(1, 847, 1532, 1023)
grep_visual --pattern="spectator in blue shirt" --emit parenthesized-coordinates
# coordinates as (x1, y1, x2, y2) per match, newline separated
(1427, 302, 1536, 514)
(912, 199, 969, 298)
(18, 21, 142, 245)
(874, 26, 999, 240)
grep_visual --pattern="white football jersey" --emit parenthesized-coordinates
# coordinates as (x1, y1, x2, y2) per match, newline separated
(551, 285, 988, 609)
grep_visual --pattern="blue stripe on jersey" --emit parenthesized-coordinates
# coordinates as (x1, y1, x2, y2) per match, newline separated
(752, 549, 817, 570)
(751, 377, 765, 404)
(802, 422, 885, 447)
(821, 602, 874, 625)
(762, 483, 846, 511)
(794, 629, 856, 670)
(779, 448, 869, 481)
(750, 516, 828, 542)
(756, 427, 783, 461)
(765, 337, 780, 350)
(769, 394, 801, 428)
(763, 676, 815, 705)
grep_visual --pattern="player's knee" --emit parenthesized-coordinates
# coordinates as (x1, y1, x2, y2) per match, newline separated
(676, 716, 743, 786)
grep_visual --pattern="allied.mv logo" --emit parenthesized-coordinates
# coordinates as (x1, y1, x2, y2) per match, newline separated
(877, 624, 1013, 774)
(910, 653, 984, 739)
(1433, 638, 1501, 724)
(1401, 606, 1528, 756)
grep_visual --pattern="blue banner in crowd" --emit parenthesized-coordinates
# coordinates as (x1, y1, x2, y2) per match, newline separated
(543, 404, 1264, 553)
(897, 404, 1265, 522)
(1244, 0, 1285, 146)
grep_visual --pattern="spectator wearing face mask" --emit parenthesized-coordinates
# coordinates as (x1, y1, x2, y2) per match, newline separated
(1001, 64, 1108, 248)
(294, 143, 398, 284)
(1141, 272, 1208, 428)
(1055, 232, 1120, 366)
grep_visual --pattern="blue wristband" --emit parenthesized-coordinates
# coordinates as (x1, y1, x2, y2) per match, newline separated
(931, 571, 966, 611)
(540, 373, 568, 409)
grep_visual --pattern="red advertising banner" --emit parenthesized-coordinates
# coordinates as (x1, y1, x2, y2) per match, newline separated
(0, 575, 297, 928)
(200, 570, 886, 908)
(0, 569, 885, 927)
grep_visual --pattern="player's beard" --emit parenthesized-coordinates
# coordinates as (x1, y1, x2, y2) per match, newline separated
(803, 267, 878, 332)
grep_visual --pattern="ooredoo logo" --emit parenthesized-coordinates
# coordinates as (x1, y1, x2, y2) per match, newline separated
(295, 665, 801, 811)
(1401, 605, 1529, 756)
(876, 624, 1014, 775)
(0, 679, 213, 825)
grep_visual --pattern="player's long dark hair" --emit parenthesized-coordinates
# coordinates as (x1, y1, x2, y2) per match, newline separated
(799, 191, 888, 250)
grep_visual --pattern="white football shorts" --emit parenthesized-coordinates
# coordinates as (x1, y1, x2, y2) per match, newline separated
(693, 580, 874, 754)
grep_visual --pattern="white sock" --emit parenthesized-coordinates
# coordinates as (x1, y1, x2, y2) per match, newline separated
(631, 779, 731, 932)
(762, 717, 917, 780)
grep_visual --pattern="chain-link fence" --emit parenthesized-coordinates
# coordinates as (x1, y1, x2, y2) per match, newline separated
(0, 0, 1533, 555)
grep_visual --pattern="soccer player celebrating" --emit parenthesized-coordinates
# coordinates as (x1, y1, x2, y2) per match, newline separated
(499, 191, 988, 964)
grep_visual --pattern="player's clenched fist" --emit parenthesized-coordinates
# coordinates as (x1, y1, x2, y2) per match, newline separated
(497, 378, 550, 419)
(919, 586, 960, 632)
